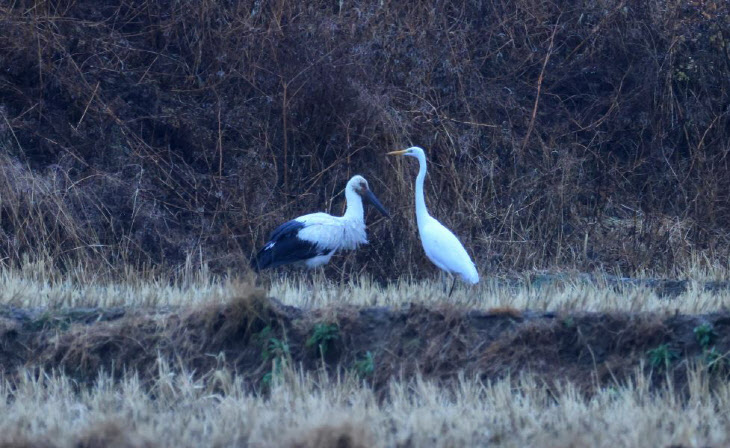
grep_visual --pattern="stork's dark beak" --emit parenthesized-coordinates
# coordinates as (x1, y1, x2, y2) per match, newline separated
(364, 189, 390, 218)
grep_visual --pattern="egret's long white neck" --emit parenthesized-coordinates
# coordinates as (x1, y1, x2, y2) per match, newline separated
(414, 151, 430, 226)
(343, 187, 364, 222)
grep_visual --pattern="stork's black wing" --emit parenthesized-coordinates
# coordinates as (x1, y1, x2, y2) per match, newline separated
(251, 220, 328, 271)
(267, 220, 304, 242)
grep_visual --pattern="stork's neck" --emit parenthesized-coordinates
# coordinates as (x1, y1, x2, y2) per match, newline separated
(414, 152, 429, 226)
(343, 187, 365, 222)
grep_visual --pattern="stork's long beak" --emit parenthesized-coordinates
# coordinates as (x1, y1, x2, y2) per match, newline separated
(387, 149, 408, 156)
(364, 189, 390, 218)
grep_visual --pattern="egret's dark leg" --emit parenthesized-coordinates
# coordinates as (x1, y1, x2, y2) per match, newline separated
(448, 275, 457, 298)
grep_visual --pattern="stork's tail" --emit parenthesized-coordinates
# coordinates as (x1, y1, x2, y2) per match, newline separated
(250, 246, 273, 272)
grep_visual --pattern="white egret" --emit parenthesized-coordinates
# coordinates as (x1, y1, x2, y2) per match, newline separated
(252, 175, 389, 271)
(387, 146, 479, 294)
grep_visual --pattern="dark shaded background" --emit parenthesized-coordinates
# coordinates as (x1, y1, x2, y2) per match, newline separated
(1, 0, 729, 280)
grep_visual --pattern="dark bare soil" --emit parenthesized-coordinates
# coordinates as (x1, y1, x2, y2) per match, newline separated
(1, 292, 728, 393)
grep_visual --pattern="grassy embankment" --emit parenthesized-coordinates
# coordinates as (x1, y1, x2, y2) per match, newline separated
(1, 263, 730, 447)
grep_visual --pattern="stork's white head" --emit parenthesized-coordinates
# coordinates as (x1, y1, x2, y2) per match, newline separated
(346, 175, 390, 218)
(346, 175, 368, 194)
(386, 146, 426, 160)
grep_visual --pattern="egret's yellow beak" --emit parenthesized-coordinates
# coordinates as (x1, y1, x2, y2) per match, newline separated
(387, 150, 408, 156)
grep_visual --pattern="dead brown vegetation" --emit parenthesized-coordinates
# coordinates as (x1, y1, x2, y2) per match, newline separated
(287, 422, 374, 448)
(1, 0, 729, 280)
(1, 273, 730, 447)
(1, 290, 729, 395)
(75, 421, 154, 448)
(0, 420, 153, 448)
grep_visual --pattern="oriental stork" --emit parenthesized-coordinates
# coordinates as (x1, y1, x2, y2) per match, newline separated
(251, 175, 389, 271)
(387, 146, 479, 295)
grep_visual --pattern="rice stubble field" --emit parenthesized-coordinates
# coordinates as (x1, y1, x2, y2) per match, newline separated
(1, 264, 730, 447)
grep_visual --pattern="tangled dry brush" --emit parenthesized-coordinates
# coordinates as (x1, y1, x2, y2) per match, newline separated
(1, 0, 729, 279)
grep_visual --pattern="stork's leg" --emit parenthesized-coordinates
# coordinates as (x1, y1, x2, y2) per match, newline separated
(339, 252, 353, 287)
(448, 275, 457, 298)
(313, 267, 325, 303)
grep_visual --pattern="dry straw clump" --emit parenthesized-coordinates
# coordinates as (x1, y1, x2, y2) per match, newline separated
(1, 0, 729, 281)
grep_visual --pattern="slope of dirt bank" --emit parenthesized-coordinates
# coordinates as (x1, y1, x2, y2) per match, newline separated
(1, 293, 728, 393)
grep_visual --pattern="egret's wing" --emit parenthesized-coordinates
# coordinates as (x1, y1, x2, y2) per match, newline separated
(420, 219, 479, 283)
(420, 220, 463, 270)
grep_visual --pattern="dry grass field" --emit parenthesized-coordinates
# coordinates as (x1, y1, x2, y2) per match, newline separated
(2, 361, 730, 448)
(0, 262, 729, 447)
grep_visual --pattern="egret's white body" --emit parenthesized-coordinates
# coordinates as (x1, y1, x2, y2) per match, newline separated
(252, 175, 389, 270)
(389, 146, 479, 285)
